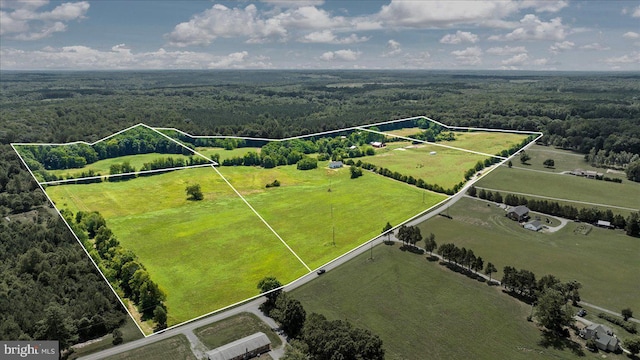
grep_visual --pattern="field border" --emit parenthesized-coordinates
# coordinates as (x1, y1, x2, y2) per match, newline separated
(10, 115, 542, 338)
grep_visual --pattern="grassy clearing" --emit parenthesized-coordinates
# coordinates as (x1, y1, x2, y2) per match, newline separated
(46, 167, 309, 326)
(364, 141, 488, 189)
(45, 153, 204, 179)
(385, 127, 422, 137)
(476, 165, 640, 210)
(218, 163, 446, 269)
(194, 312, 282, 350)
(292, 243, 611, 360)
(452, 131, 529, 155)
(519, 144, 615, 174)
(195, 147, 261, 161)
(417, 197, 640, 311)
(103, 335, 196, 360)
(70, 317, 143, 359)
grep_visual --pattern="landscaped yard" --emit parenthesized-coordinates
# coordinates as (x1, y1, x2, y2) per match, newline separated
(417, 197, 640, 312)
(292, 242, 620, 360)
(194, 312, 281, 350)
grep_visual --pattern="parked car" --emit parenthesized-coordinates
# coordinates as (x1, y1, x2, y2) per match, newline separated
(316, 269, 326, 275)
(577, 309, 587, 317)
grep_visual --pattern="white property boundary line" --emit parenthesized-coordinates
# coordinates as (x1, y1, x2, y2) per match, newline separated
(10, 115, 541, 338)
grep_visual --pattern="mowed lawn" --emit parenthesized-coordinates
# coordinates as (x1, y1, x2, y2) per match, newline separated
(292, 243, 601, 360)
(103, 335, 196, 360)
(218, 163, 447, 269)
(364, 141, 488, 189)
(46, 167, 309, 326)
(417, 197, 640, 312)
(43, 152, 207, 179)
(476, 165, 640, 210)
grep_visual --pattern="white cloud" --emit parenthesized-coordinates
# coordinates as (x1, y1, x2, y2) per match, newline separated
(261, 0, 325, 7)
(532, 58, 549, 65)
(439, 30, 479, 44)
(0, 45, 271, 70)
(320, 49, 360, 61)
(549, 40, 574, 53)
(623, 31, 640, 40)
(486, 45, 527, 55)
(502, 53, 528, 65)
(383, 39, 402, 57)
(580, 43, 610, 51)
(451, 46, 482, 65)
(488, 14, 567, 41)
(0, 0, 88, 40)
(603, 52, 640, 64)
(375, 0, 519, 28)
(300, 30, 369, 44)
(519, 0, 569, 13)
(633, 6, 640, 18)
(166, 4, 287, 46)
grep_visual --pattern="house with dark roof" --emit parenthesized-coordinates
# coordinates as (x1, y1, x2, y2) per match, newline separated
(507, 205, 530, 222)
(580, 324, 620, 352)
(206, 332, 271, 360)
(524, 220, 543, 231)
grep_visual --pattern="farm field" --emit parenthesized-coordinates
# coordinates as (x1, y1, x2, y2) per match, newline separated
(194, 312, 282, 350)
(476, 165, 640, 210)
(103, 335, 196, 360)
(292, 243, 616, 360)
(417, 197, 640, 312)
(41, 152, 204, 180)
(218, 163, 446, 269)
(365, 141, 488, 189)
(516, 144, 620, 174)
(46, 167, 310, 326)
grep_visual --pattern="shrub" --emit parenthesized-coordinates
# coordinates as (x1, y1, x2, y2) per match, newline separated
(598, 312, 637, 333)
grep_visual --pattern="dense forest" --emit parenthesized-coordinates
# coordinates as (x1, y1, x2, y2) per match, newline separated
(1, 70, 639, 352)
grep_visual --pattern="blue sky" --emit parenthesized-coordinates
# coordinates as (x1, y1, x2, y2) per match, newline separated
(1, 0, 639, 70)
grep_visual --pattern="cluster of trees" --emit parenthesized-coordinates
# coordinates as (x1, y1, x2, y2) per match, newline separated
(65, 210, 167, 330)
(17, 127, 193, 174)
(257, 277, 385, 360)
(436, 243, 485, 273)
(410, 120, 455, 142)
(0, 146, 128, 349)
(349, 165, 362, 179)
(627, 160, 640, 182)
(140, 156, 209, 172)
(586, 149, 639, 170)
(502, 267, 581, 305)
(469, 186, 640, 236)
(296, 157, 318, 170)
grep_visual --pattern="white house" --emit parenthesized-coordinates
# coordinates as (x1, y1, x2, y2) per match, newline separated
(524, 220, 543, 231)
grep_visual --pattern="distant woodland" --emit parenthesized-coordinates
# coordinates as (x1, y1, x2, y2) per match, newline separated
(1, 70, 639, 349)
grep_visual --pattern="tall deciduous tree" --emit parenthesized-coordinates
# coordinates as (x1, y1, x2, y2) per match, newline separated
(424, 233, 437, 255)
(535, 288, 573, 333)
(271, 293, 306, 339)
(520, 151, 531, 164)
(185, 184, 203, 200)
(257, 276, 282, 313)
(485, 262, 497, 282)
(34, 303, 78, 350)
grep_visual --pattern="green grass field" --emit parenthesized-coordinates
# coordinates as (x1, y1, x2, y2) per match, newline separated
(70, 317, 143, 359)
(292, 243, 619, 360)
(364, 141, 488, 189)
(46, 167, 310, 326)
(46, 162, 446, 326)
(103, 335, 196, 360)
(476, 165, 640, 210)
(45, 152, 206, 179)
(194, 312, 282, 350)
(218, 163, 446, 269)
(518, 144, 619, 174)
(417, 197, 640, 312)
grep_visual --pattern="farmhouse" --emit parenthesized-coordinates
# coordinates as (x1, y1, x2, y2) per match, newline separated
(507, 205, 530, 222)
(329, 161, 343, 169)
(370, 141, 385, 148)
(596, 220, 613, 229)
(206, 332, 271, 360)
(580, 324, 620, 352)
(570, 169, 603, 179)
(524, 220, 543, 231)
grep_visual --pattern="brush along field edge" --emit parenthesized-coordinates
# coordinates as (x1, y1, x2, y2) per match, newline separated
(10, 116, 541, 338)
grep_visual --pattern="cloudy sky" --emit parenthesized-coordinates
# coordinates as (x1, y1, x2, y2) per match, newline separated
(1, 0, 639, 71)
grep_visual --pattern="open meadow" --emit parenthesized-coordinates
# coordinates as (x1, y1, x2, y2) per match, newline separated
(291, 243, 621, 360)
(46, 167, 310, 326)
(417, 197, 640, 312)
(103, 335, 196, 360)
(218, 163, 446, 269)
(364, 141, 488, 189)
(195, 146, 262, 162)
(476, 165, 639, 210)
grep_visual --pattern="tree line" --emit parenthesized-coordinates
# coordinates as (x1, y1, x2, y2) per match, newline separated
(257, 277, 385, 360)
(63, 210, 168, 331)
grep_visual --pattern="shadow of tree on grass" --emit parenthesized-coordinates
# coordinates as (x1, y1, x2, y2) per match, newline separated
(538, 330, 585, 357)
